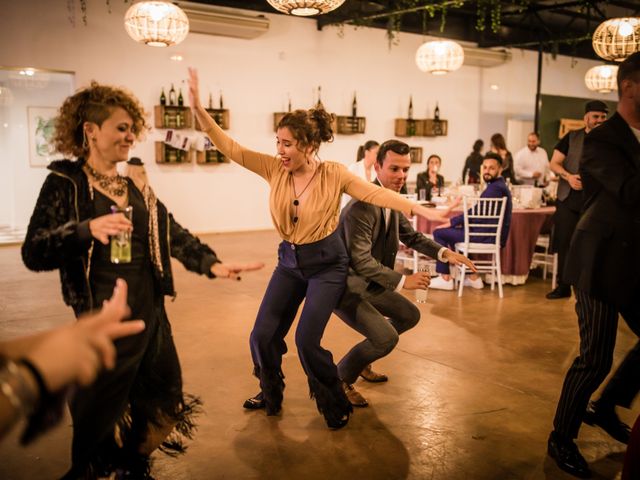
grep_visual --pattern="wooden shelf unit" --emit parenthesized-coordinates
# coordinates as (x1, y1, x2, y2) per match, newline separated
(195, 108, 229, 131)
(336, 116, 366, 135)
(394, 118, 448, 137)
(154, 105, 192, 129)
(196, 149, 229, 164)
(155, 142, 192, 164)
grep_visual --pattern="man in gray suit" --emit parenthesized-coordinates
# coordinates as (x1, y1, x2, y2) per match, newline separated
(336, 139, 476, 406)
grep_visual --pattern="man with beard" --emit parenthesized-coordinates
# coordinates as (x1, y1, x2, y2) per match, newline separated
(430, 153, 512, 290)
(546, 101, 608, 299)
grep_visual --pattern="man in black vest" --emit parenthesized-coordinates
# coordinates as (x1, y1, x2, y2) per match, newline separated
(546, 101, 608, 299)
(335, 140, 475, 406)
(548, 52, 640, 478)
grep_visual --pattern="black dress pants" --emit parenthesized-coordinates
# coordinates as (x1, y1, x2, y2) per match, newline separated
(553, 289, 640, 439)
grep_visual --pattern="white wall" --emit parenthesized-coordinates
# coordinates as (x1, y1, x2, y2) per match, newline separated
(0, 0, 617, 233)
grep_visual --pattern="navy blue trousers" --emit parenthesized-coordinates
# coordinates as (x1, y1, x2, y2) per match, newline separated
(249, 231, 351, 420)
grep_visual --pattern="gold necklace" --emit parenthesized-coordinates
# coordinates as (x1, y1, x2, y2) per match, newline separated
(85, 163, 128, 197)
(290, 167, 319, 224)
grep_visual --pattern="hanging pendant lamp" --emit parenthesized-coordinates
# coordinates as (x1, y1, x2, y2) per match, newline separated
(266, 0, 346, 16)
(415, 40, 464, 75)
(592, 17, 640, 62)
(124, 1, 189, 47)
(584, 65, 618, 93)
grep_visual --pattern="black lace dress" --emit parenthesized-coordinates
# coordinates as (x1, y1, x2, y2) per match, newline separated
(68, 183, 193, 475)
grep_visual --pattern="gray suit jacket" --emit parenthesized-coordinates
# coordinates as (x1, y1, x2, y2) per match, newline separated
(339, 195, 443, 298)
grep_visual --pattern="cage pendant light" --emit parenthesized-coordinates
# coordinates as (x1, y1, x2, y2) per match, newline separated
(415, 40, 465, 75)
(592, 17, 640, 62)
(266, 1, 346, 16)
(124, 1, 189, 47)
(584, 65, 619, 93)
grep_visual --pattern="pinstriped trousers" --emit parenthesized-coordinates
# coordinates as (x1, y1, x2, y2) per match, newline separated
(553, 289, 640, 439)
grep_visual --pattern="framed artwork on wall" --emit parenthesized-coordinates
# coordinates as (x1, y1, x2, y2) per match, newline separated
(28, 106, 58, 167)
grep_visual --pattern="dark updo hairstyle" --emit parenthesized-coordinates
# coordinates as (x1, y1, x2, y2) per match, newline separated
(472, 139, 483, 153)
(277, 108, 334, 156)
(356, 139, 380, 161)
(53, 81, 147, 158)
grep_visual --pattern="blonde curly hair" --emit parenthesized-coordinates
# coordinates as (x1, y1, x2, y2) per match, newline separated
(53, 81, 148, 158)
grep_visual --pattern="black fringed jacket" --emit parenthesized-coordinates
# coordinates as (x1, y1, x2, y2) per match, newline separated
(22, 159, 220, 315)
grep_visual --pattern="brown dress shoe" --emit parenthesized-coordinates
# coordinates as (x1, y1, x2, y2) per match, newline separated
(360, 364, 388, 383)
(343, 382, 368, 407)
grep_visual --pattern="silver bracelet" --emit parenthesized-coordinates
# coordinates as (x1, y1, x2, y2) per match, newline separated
(0, 360, 38, 415)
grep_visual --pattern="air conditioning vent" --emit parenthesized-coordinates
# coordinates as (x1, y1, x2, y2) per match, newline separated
(176, 2, 270, 40)
(463, 47, 512, 68)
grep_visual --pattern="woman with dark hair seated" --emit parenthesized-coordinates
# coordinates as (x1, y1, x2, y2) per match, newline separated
(416, 154, 445, 200)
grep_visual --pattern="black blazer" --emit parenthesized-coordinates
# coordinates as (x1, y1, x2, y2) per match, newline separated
(339, 191, 443, 298)
(564, 113, 640, 307)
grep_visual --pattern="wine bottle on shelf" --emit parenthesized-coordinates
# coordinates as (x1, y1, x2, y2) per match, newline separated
(316, 86, 324, 110)
(287, 94, 292, 112)
(169, 84, 176, 106)
(163, 110, 170, 128)
(407, 95, 416, 136)
(219, 92, 224, 109)
(434, 102, 440, 120)
(178, 89, 184, 107)
(352, 92, 357, 118)
(160, 88, 166, 106)
(176, 110, 182, 128)
(208, 92, 213, 110)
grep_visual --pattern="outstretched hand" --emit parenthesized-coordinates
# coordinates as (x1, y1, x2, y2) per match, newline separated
(443, 250, 477, 272)
(211, 261, 265, 281)
(26, 279, 144, 391)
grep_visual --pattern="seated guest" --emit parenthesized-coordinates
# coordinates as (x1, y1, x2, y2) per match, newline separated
(336, 140, 475, 407)
(416, 154, 445, 200)
(462, 139, 484, 184)
(514, 132, 550, 186)
(430, 153, 513, 290)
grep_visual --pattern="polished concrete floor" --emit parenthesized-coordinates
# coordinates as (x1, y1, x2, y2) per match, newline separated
(0, 230, 637, 480)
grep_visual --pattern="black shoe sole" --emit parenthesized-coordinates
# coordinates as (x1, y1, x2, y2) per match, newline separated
(359, 375, 388, 383)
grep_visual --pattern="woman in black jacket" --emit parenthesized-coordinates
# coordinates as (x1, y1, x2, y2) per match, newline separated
(22, 82, 261, 479)
(416, 154, 445, 200)
(462, 139, 484, 184)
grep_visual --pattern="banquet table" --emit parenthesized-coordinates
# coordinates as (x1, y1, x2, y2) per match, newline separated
(416, 206, 556, 285)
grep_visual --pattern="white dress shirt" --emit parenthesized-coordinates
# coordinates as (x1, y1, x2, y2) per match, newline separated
(514, 146, 550, 185)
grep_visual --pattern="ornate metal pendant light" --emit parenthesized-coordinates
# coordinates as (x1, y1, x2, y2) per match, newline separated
(124, 1, 189, 47)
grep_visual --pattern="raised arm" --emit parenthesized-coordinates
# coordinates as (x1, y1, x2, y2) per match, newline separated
(187, 68, 275, 180)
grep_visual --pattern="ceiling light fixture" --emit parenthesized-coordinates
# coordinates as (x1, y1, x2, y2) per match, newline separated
(124, 1, 189, 47)
(266, 0, 346, 16)
(584, 65, 618, 93)
(415, 40, 464, 75)
(592, 17, 640, 62)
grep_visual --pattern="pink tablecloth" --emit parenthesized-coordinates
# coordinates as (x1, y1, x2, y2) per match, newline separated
(417, 207, 555, 279)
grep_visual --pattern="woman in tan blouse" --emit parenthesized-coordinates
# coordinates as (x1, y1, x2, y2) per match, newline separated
(188, 68, 442, 429)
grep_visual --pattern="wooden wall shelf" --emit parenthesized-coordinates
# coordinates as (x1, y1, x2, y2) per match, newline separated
(196, 150, 229, 164)
(154, 105, 192, 129)
(336, 116, 366, 135)
(195, 108, 229, 131)
(394, 118, 448, 137)
(155, 142, 192, 164)
(409, 146, 423, 164)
